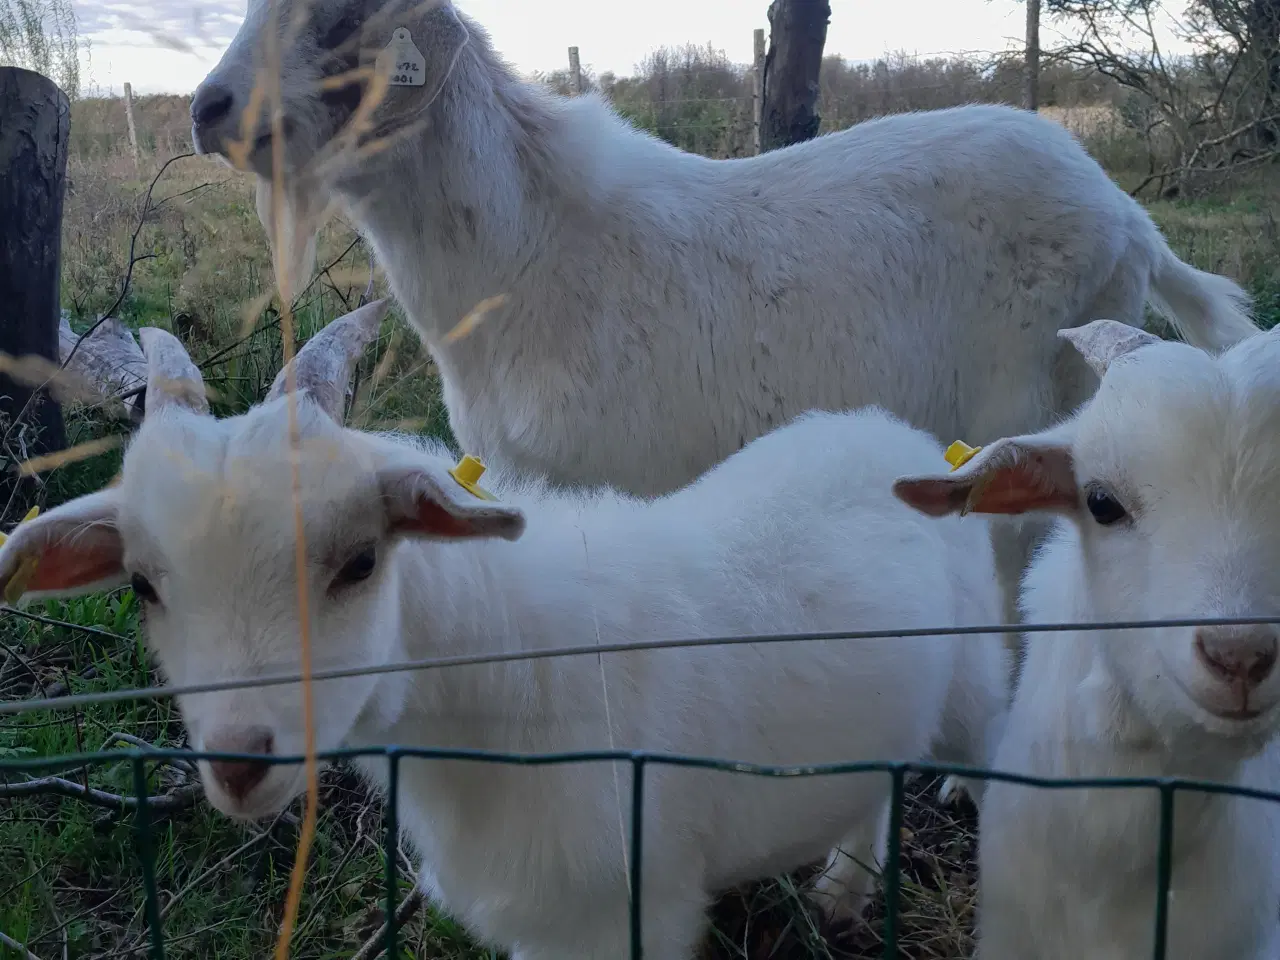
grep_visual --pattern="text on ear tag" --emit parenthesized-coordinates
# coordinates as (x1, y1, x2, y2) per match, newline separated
(384, 27, 427, 87)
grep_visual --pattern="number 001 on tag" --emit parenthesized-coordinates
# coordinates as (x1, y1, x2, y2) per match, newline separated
(385, 27, 426, 86)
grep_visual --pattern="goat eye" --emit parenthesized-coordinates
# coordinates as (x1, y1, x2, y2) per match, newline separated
(1085, 488, 1127, 526)
(130, 572, 159, 604)
(335, 547, 377, 586)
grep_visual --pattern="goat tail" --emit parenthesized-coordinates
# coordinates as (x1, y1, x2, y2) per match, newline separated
(1148, 241, 1261, 353)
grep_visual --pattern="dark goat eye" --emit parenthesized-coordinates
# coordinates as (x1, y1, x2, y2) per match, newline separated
(130, 572, 159, 604)
(335, 547, 377, 586)
(1086, 488, 1127, 526)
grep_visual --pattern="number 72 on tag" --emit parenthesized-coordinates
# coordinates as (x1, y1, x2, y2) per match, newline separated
(386, 27, 428, 87)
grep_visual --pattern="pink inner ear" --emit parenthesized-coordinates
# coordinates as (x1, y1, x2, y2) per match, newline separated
(24, 530, 124, 592)
(391, 498, 476, 539)
(897, 457, 1077, 518)
(894, 478, 970, 517)
(969, 461, 1078, 515)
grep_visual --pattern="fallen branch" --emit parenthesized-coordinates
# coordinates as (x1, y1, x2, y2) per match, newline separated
(0, 776, 201, 814)
(31, 665, 98, 701)
(350, 889, 424, 960)
(0, 930, 42, 960)
(100, 731, 198, 776)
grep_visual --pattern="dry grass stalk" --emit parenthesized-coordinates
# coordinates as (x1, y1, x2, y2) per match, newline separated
(15, 436, 122, 477)
(443, 294, 508, 345)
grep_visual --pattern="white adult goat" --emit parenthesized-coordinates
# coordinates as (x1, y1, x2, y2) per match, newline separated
(0, 303, 1009, 959)
(187, 0, 1260, 631)
(894, 318, 1280, 959)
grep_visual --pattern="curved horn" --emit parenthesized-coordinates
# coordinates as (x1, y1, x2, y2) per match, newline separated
(137, 327, 210, 416)
(268, 298, 391, 422)
(1057, 319, 1162, 380)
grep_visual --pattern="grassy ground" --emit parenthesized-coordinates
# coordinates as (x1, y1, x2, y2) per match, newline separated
(4, 94, 1280, 960)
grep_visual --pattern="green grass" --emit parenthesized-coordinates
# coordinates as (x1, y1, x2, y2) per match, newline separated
(5, 99, 1280, 959)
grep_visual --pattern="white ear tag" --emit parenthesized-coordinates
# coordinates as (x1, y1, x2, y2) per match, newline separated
(385, 27, 426, 87)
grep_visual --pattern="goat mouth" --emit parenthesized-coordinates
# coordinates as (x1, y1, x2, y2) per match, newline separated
(1205, 705, 1264, 722)
(209, 775, 302, 821)
(1172, 676, 1272, 728)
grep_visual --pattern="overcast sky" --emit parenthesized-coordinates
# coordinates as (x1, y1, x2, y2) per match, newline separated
(75, 0, 1197, 96)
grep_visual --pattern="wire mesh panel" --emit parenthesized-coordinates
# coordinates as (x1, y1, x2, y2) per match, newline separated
(5, 743, 1279, 960)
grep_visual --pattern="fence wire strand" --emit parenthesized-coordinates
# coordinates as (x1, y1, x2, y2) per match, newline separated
(8, 612, 1280, 717)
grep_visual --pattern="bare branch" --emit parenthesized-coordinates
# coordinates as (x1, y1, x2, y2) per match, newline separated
(0, 930, 42, 960)
(350, 889, 425, 960)
(0, 776, 202, 813)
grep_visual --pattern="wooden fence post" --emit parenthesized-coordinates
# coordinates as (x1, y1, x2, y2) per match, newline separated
(1025, 0, 1041, 111)
(760, 0, 831, 153)
(123, 81, 141, 171)
(568, 46, 582, 94)
(753, 28, 766, 154)
(0, 67, 69, 522)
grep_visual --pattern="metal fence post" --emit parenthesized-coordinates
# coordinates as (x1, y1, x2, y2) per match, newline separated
(629, 754, 647, 960)
(132, 754, 167, 960)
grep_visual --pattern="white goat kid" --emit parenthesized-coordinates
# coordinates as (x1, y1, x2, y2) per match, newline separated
(894, 318, 1280, 960)
(187, 0, 1261, 640)
(0, 306, 1009, 960)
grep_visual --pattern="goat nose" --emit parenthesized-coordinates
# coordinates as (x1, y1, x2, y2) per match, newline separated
(191, 83, 234, 129)
(205, 726, 274, 801)
(1195, 626, 1279, 688)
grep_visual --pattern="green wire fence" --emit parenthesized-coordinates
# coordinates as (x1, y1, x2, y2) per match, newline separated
(7, 614, 1280, 958)
(5, 743, 1280, 959)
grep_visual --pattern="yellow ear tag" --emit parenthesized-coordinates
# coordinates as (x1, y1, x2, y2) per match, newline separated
(944, 440, 982, 472)
(0, 505, 42, 605)
(943, 441, 991, 518)
(449, 455, 497, 502)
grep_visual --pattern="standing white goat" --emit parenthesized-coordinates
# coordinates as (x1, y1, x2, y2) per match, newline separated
(894, 319, 1280, 959)
(0, 303, 1009, 959)
(186, 0, 1260, 635)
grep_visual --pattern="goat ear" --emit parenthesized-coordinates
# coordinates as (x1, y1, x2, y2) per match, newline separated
(1058, 319, 1162, 380)
(893, 433, 1080, 518)
(0, 491, 127, 604)
(378, 464, 525, 542)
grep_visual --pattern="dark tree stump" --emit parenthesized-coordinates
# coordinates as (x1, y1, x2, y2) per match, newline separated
(0, 67, 70, 522)
(761, 0, 831, 153)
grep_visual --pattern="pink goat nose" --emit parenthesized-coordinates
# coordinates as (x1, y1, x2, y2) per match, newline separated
(205, 726, 274, 801)
(1195, 626, 1279, 689)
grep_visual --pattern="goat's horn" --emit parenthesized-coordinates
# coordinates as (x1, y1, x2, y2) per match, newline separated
(138, 327, 210, 416)
(268, 298, 391, 422)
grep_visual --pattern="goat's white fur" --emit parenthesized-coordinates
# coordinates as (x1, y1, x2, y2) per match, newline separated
(0, 318, 1010, 959)
(190, 0, 1261, 655)
(895, 319, 1280, 959)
